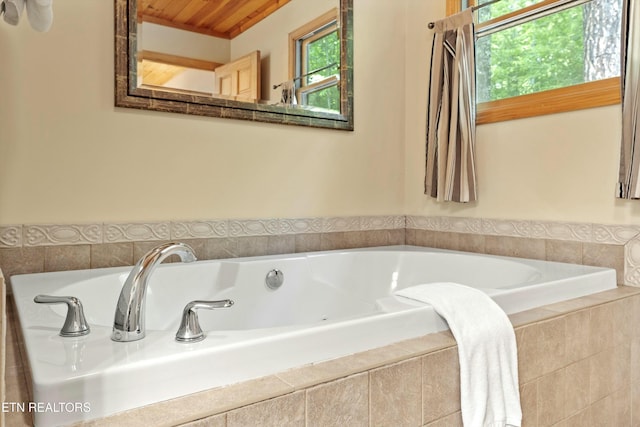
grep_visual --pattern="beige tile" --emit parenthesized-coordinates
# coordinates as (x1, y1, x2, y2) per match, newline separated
(423, 410, 463, 427)
(537, 369, 566, 427)
(564, 309, 591, 363)
(320, 232, 348, 251)
(278, 343, 411, 390)
(266, 235, 296, 255)
(5, 365, 29, 403)
(612, 298, 633, 348)
(44, 245, 91, 272)
(404, 228, 417, 246)
(589, 348, 617, 403)
(233, 236, 269, 257)
(588, 303, 614, 355)
(519, 381, 538, 427)
(90, 243, 133, 268)
(509, 308, 558, 328)
(612, 385, 632, 427)
(563, 408, 590, 427)
(545, 239, 582, 264)
(544, 297, 600, 315)
(457, 232, 485, 254)
(395, 330, 457, 356)
(590, 387, 632, 427)
(179, 413, 226, 427)
(433, 231, 461, 251)
(227, 391, 305, 427)
(201, 237, 236, 260)
(632, 295, 640, 343)
(5, 311, 24, 371)
(516, 317, 566, 383)
(613, 343, 631, 393)
(388, 229, 406, 245)
(632, 376, 640, 427)
(294, 233, 322, 253)
(422, 347, 461, 424)
(0, 247, 45, 280)
(587, 286, 640, 303)
(369, 358, 421, 427)
(306, 373, 368, 427)
(413, 229, 436, 248)
(485, 236, 546, 260)
(346, 231, 375, 249)
(362, 229, 390, 247)
(565, 359, 590, 417)
(582, 243, 624, 284)
(86, 375, 294, 427)
(632, 340, 640, 414)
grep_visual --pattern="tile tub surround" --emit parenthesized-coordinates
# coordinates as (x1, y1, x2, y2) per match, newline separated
(3, 286, 639, 426)
(1, 213, 640, 426)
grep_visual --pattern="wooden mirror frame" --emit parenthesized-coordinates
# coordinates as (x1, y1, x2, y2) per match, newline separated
(114, 0, 354, 130)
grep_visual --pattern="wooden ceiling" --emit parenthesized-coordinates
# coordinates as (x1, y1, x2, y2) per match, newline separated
(138, 0, 291, 39)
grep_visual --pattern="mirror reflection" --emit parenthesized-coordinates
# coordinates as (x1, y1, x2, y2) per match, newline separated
(136, 0, 341, 113)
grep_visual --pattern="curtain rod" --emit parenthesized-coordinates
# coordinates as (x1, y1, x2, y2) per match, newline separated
(428, 0, 501, 29)
(273, 62, 339, 90)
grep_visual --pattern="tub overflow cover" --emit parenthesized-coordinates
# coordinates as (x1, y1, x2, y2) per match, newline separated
(265, 269, 284, 290)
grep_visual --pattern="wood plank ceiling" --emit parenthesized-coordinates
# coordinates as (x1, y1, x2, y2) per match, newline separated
(138, 0, 291, 39)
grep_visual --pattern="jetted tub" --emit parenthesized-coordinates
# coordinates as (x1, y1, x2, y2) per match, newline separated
(11, 245, 617, 426)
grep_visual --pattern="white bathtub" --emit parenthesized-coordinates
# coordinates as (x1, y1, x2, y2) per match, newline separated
(10, 245, 616, 426)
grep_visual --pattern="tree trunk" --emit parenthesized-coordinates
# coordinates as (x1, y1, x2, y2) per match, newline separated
(583, 0, 622, 81)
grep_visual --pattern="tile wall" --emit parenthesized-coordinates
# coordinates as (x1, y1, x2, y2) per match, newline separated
(1, 214, 639, 426)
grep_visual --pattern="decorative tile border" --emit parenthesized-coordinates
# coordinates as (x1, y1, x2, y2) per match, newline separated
(3, 215, 640, 248)
(104, 222, 171, 243)
(406, 216, 640, 245)
(0, 215, 405, 249)
(24, 224, 103, 246)
(0, 226, 22, 247)
(4, 214, 640, 285)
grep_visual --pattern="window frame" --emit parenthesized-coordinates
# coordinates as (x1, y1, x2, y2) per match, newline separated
(288, 9, 340, 110)
(445, 0, 621, 124)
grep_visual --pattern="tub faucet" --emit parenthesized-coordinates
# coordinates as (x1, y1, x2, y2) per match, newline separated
(111, 242, 197, 342)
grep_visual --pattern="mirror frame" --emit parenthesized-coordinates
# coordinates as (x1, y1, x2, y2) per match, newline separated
(114, 0, 353, 130)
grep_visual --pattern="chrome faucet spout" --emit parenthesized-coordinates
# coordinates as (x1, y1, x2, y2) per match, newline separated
(111, 242, 197, 342)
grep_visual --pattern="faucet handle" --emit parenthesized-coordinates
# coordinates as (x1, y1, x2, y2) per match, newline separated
(175, 299, 234, 343)
(34, 295, 91, 337)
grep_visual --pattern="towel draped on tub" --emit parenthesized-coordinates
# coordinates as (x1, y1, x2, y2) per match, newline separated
(395, 282, 522, 427)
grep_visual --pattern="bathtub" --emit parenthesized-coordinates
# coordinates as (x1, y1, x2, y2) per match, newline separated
(10, 245, 616, 426)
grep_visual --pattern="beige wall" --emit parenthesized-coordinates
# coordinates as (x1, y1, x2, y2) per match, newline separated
(0, 0, 405, 226)
(405, 0, 639, 225)
(1, 0, 636, 228)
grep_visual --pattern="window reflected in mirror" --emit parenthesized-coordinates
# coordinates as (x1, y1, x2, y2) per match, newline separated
(287, 8, 340, 112)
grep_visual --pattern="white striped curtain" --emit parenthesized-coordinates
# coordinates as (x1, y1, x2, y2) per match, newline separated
(425, 9, 477, 203)
(617, 0, 640, 199)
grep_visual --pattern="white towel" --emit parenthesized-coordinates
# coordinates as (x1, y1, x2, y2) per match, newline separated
(3, 0, 24, 26)
(395, 283, 521, 427)
(25, 0, 52, 32)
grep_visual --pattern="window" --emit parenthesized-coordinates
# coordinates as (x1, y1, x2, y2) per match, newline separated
(447, 0, 622, 123)
(289, 9, 341, 112)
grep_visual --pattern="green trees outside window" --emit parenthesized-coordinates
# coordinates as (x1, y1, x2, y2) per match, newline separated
(475, 0, 621, 103)
(302, 29, 340, 111)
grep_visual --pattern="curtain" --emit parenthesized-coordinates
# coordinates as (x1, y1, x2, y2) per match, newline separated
(425, 9, 477, 203)
(617, 0, 640, 199)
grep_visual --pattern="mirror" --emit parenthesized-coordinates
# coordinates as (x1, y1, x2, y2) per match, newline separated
(115, 0, 353, 130)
